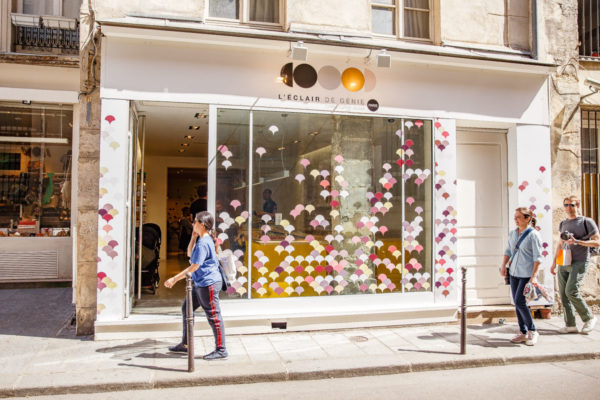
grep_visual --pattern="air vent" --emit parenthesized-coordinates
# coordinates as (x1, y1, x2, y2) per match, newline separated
(0, 250, 58, 280)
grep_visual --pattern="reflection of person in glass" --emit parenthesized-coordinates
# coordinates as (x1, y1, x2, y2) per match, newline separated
(259, 188, 277, 218)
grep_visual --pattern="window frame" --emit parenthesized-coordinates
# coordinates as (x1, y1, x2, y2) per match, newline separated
(205, 0, 285, 30)
(370, 0, 435, 43)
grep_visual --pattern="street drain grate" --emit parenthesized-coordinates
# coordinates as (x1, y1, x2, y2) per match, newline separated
(349, 335, 369, 342)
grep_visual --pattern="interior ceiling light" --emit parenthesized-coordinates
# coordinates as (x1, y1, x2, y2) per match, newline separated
(181, 143, 189, 147)
(178, 148, 186, 153)
(290, 41, 308, 61)
(293, 140, 301, 144)
(277, 146, 286, 151)
(194, 112, 207, 119)
(309, 131, 320, 136)
(268, 125, 279, 134)
(188, 125, 200, 130)
(376, 49, 391, 68)
(184, 135, 194, 139)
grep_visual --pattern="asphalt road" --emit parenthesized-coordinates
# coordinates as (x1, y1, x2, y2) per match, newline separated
(15, 359, 600, 400)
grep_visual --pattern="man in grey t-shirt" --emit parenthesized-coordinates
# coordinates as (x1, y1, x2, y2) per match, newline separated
(551, 195, 600, 334)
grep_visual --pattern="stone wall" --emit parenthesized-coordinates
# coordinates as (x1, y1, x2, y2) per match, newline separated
(75, 2, 101, 335)
(441, 0, 531, 51)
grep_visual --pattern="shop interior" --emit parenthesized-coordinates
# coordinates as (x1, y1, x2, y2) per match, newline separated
(131, 101, 209, 312)
(0, 103, 72, 239)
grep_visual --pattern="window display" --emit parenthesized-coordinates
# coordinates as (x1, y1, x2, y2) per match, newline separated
(0, 103, 72, 237)
(215, 109, 433, 299)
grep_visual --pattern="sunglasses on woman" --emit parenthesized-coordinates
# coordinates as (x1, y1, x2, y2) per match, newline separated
(563, 204, 576, 208)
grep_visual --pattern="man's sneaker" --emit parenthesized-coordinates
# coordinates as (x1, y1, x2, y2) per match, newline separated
(168, 343, 188, 353)
(525, 331, 539, 346)
(558, 326, 579, 334)
(203, 349, 228, 360)
(581, 316, 598, 334)
(510, 333, 528, 343)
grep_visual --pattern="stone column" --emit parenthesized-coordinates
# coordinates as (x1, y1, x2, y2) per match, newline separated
(75, 28, 101, 335)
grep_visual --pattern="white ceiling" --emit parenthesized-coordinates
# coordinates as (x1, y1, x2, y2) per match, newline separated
(136, 101, 209, 158)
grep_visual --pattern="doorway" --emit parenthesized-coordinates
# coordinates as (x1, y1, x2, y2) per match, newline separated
(129, 102, 209, 312)
(456, 129, 509, 305)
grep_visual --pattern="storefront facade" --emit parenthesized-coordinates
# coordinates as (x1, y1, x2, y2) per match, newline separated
(93, 25, 555, 333)
(0, 62, 79, 283)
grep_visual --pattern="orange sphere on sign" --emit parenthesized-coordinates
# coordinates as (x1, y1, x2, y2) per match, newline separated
(341, 68, 365, 92)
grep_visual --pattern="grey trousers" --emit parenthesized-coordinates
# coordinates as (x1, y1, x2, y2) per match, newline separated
(557, 261, 593, 327)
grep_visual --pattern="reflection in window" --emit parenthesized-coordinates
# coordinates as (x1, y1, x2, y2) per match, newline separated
(215, 110, 433, 299)
(0, 103, 72, 237)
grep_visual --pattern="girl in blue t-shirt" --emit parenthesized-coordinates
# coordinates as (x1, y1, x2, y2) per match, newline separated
(164, 211, 227, 360)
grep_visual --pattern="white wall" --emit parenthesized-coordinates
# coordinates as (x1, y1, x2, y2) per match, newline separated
(144, 155, 207, 259)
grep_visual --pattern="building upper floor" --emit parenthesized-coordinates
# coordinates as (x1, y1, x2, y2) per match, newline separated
(0, 0, 82, 58)
(84, 0, 575, 66)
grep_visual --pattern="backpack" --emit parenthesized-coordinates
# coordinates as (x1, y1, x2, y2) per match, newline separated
(583, 218, 600, 255)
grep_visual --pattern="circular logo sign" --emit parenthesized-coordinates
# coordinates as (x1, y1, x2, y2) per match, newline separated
(367, 99, 379, 112)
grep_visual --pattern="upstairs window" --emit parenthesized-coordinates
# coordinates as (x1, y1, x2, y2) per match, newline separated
(579, 0, 600, 59)
(209, 0, 281, 25)
(371, 0, 431, 40)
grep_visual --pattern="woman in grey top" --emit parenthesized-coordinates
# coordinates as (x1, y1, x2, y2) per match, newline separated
(551, 196, 600, 334)
(501, 207, 543, 346)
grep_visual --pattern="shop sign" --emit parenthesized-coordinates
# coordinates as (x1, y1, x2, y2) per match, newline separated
(277, 62, 379, 111)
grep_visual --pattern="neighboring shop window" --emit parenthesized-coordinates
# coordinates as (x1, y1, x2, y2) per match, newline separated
(371, 0, 431, 40)
(581, 110, 600, 225)
(215, 109, 433, 298)
(209, 0, 281, 24)
(0, 103, 72, 237)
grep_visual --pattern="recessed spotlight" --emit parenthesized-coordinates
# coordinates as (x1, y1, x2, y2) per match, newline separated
(293, 140, 301, 144)
(194, 112, 207, 119)
(188, 126, 200, 130)
(184, 135, 194, 139)
(309, 131, 320, 136)
(181, 143, 189, 147)
(277, 146, 286, 151)
(178, 149, 186, 153)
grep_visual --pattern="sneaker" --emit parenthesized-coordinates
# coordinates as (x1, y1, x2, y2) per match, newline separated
(168, 343, 188, 353)
(558, 326, 579, 334)
(510, 333, 528, 343)
(525, 331, 539, 346)
(203, 349, 228, 360)
(581, 316, 598, 334)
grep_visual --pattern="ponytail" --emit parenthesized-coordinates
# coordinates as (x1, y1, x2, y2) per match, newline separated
(195, 211, 219, 248)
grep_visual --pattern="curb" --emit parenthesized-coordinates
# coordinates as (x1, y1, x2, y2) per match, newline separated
(2, 351, 599, 398)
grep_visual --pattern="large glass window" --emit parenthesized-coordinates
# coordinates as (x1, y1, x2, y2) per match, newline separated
(215, 109, 433, 298)
(0, 103, 73, 237)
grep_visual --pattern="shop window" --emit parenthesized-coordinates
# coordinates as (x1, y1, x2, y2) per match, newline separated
(371, 0, 431, 40)
(208, 0, 281, 25)
(0, 103, 73, 237)
(215, 109, 433, 298)
(581, 110, 600, 225)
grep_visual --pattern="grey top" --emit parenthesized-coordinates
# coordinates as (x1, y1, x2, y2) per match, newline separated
(504, 227, 543, 278)
(559, 216, 599, 262)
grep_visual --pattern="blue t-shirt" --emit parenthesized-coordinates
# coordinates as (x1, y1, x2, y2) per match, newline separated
(190, 235, 221, 287)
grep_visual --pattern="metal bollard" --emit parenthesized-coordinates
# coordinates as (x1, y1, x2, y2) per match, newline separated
(460, 266, 467, 355)
(185, 272, 194, 372)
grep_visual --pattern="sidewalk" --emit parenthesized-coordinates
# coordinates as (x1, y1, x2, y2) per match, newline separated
(1, 288, 599, 398)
